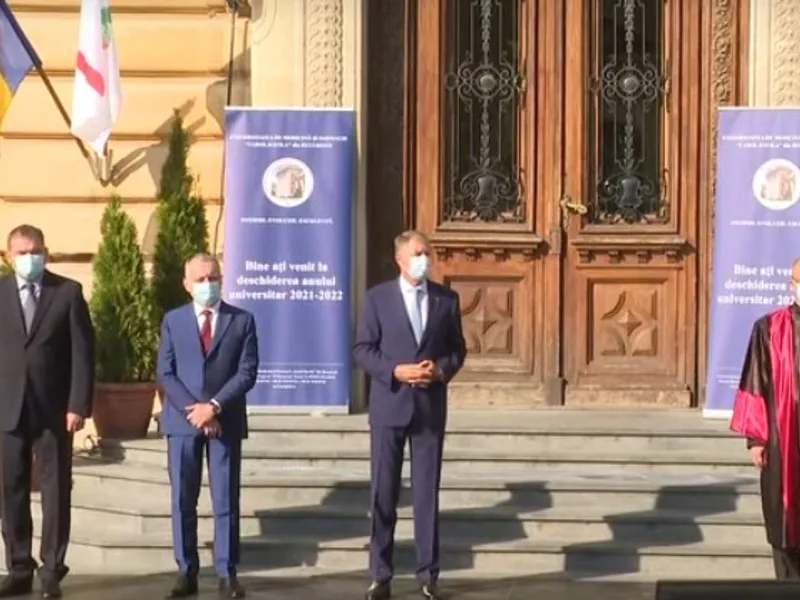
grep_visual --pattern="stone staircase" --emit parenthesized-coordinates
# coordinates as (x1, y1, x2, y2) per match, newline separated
(22, 410, 773, 579)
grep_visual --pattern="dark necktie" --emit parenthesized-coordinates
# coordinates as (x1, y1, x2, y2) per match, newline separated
(200, 310, 212, 354)
(22, 283, 37, 335)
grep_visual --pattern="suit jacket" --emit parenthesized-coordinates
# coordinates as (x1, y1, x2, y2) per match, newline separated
(157, 300, 259, 439)
(353, 279, 466, 428)
(0, 270, 95, 433)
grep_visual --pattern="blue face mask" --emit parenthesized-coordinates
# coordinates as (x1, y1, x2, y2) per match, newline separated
(192, 281, 221, 307)
(408, 255, 431, 281)
(14, 253, 45, 281)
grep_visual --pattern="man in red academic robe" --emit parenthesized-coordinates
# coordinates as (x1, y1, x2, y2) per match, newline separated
(731, 301, 800, 578)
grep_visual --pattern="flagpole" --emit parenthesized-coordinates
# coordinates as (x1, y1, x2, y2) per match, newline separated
(212, 0, 242, 256)
(33, 66, 105, 182)
(34, 67, 92, 161)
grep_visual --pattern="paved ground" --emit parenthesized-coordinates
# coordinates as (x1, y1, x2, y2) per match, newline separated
(42, 573, 655, 599)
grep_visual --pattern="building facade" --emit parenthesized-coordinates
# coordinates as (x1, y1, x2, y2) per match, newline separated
(3, 0, 793, 414)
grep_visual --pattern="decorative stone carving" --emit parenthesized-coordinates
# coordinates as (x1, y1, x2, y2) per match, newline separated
(709, 0, 740, 236)
(305, 0, 344, 106)
(771, 0, 800, 105)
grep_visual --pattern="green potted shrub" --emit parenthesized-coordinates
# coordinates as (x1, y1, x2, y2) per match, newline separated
(90, 195, 159, 439)
(0, 258, 10, 277)
(151, 110, 210, 327)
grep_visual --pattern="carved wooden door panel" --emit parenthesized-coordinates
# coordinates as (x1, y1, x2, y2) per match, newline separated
(560, 0, 701, 406)
(410, 0, 702, 407)
(412, 0, 550, 407)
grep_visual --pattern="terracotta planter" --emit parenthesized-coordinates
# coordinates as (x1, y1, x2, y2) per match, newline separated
(93, 382, 157, 440)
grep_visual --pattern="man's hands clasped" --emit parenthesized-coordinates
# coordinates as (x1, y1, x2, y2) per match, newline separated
(186, 403, 221, 437)
(202, 418, 222, 437)
(393, 360, 442, 387)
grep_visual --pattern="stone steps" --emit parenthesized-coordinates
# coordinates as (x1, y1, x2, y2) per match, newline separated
(71, 461, 762, 513)
(113, 438, 754, 476)
(31, 484, 766, 546)
(26, 410, 771, 579)
(16, 527, 776, 579)
(244, 412, 743, 455)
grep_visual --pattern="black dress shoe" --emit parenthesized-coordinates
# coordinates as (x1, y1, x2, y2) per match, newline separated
(420, 582, 442, 600)
(40, 578, 61, 599)
(365, 580, 391, 600)
(165, 574, 198, 598)
(0, 574, 33, 598)
(218, 577, 245, 598)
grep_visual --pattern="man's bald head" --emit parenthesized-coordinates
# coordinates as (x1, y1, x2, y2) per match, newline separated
(792, 257, 800, 282)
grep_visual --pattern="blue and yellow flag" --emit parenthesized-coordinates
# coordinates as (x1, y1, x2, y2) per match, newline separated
(0, 0, 40, 126)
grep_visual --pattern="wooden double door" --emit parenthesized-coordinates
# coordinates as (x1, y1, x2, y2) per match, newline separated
(405, 0, 715, 407)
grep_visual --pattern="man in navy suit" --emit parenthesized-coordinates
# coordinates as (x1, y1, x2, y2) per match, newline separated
(157, 253, 258, 599)
(353, 230, 466, 600)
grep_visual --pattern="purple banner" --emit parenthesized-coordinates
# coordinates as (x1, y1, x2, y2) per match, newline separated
(222, 108, 354, 410)
(706, 108, 800, 415)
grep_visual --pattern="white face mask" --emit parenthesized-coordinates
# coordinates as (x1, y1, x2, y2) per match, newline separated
(794, 285, 800, 304)
(407, 254, 431, 281)
(14, 253, 45, 281)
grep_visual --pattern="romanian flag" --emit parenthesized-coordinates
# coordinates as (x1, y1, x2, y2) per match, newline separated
(0, 0, 39, 126)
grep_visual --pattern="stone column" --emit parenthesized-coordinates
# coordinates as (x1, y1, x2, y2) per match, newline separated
(304, 0, 344, 106)
(750, 0, 800, 105)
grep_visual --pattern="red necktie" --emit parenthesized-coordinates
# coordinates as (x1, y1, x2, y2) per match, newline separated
(200, 310, 212, 354)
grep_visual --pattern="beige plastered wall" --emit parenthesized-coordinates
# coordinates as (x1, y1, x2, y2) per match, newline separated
(0, 0, 365, 448)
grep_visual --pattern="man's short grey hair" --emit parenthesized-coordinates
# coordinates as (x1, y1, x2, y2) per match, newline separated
(393, 230, 430, 254)
(7, 224, 45, 249)
(184, 253, 220, 277)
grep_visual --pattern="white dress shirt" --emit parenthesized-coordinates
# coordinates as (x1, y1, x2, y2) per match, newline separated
(16, 274, 42, 303)
(399, 276, 428, 333)
(194, 301, 220, 338)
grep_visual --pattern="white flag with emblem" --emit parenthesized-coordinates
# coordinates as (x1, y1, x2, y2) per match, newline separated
(70, 0, 121, 155)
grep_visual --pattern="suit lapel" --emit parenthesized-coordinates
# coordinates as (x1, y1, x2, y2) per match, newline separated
(207, 303, 233, 358)
(2, 276, 26, 341)
(418, 286, 442, 349)
(389, 282, 418, 347)
(181, 304, 206, 362)
(26, 271, 56, 343)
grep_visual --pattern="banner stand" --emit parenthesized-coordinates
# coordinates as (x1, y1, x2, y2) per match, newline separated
(705, 107, 800, 417)
(222, 107, 355, 412)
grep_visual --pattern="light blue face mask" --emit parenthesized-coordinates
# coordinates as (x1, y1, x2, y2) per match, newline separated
(408, 255, 431, 281)
(14, 253, 45, 281)
(192, 281, 221, 307)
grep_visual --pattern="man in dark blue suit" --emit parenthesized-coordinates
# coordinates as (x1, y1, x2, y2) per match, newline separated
(353, 230, 466, 600)
(157, 253, 259, 599)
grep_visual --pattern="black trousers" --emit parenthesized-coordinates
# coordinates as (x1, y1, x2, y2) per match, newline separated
(0, 407, 72, 581)
(773, 548, 800, 579)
